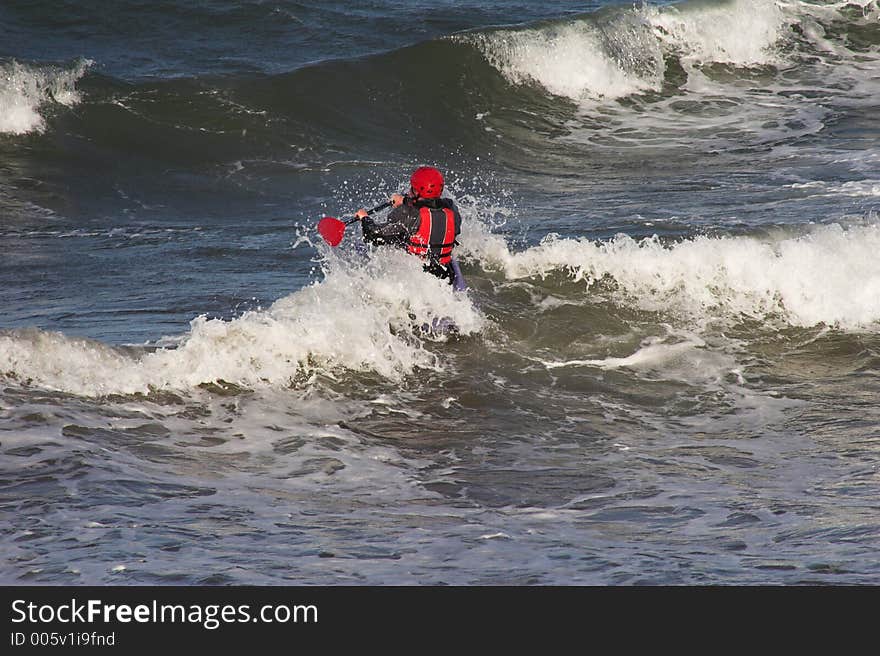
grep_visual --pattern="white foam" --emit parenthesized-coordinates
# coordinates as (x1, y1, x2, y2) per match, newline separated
(470, 16, 664, 101)
(542, 334, 705, 371)
(468, 0, 792, 104)
(650, 0, 786, 67)
(539, 329, 744, 388)
(465, 0, 880, 159)
(0, 250, 484, 396)
(478, 222, 880, 330)
(0, 59, 91, 135)
(791, 180, 880, 198)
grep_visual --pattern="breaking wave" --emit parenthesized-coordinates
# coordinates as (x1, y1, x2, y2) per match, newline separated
(471, 219, 880, 330)
(0, 59, 91, 135)
(0, 249, 483, 396)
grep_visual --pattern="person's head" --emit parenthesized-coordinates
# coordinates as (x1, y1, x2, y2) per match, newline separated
(409, 166, 444, 199)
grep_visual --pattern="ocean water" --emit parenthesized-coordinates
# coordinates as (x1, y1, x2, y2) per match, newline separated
(1, 0, 879, 585)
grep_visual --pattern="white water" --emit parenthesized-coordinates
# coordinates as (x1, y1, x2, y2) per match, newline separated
(0, 249, 484, 396)
(0, 59, 90, 134)
(470, 16, 664, 101)
(651, 0, 786, 67)
(473, 220, 880, 330)
(467, 0, 880, 157)
(542, 332, 709, 372)
(3, 210, 878, 398)
(470, 0, 791, 102)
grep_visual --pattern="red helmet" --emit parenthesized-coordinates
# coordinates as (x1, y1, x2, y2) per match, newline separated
(410, 166, 444, 199)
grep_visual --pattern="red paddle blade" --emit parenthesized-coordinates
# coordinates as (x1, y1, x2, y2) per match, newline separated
(317, 216, 346, 246)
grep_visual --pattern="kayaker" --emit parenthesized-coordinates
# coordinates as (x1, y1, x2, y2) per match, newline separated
(354, 166, 461, 285)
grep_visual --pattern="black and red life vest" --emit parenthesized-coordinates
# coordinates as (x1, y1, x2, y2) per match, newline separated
(407, 206, 457, 265)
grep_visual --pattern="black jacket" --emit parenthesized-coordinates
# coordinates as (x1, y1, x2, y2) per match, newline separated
(362, 196, 461, 251)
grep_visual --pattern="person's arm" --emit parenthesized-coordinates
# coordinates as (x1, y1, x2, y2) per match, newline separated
(354, 194, 404, 222)
(358, 195, 415, 246)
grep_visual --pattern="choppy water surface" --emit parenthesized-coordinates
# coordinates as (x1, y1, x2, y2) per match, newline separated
(1, 0, 879, 584)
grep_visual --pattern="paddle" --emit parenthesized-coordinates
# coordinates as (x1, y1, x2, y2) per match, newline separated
(317, 200, 393, 246)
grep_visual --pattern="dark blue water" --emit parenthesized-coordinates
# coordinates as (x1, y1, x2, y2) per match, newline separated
(2, 0, 879, 585)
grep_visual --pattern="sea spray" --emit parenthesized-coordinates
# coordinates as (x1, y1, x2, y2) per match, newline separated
(0, 59, 91, 135)
(475, 221, 880, 330)
(0, 250, 484, 396)
(466, 11, 664, 101)
(650, 0, 786, 67)
(466, 0, 789, 103)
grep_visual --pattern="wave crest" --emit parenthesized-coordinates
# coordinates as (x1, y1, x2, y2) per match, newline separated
(466, 0, 791, 103)
(0, 59, 91, 135)
(0, 250, 484, 397)
(478, 221, 880, 330)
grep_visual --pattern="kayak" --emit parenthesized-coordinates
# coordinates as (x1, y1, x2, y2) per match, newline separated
(451, 257, 467, 292)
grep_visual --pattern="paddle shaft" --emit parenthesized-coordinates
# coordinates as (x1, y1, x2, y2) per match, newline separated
(344, 200, 393, 225)
(318, 199, 396, 246)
